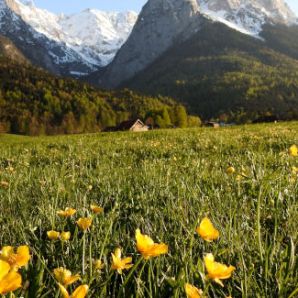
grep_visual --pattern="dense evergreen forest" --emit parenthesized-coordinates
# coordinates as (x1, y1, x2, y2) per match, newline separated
(125, 22, 298, 123)
(0, 58, 200, 135)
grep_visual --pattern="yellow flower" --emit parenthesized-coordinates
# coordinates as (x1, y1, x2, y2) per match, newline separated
(58, 283, 88, 298)
(111, 248, 133, 274)
(0, 246, 30, 269)
(6, 166, 14, 173)
(184, 283, 203, 298)
(226, 166, 235, 175)
(57, 208, 77, 217)
(47, 231, 60, 240)
(196, 217, 219, 242)
(60, 232, 71, 241)
(292, 166, 298, 175)
(0, 181, 9, 188)
(204, 253, 235, 287)
(135, 229, 168, 259)
(289, 145, 298, 157)
(54, 267, 80, 286)
(90, 204, 103, 214)
(93, 259, 105, 271)
(0, 260, 22, 295)
(76, 218, 92, 231)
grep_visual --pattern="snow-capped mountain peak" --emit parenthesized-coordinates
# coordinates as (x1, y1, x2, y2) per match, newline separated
(0, 0, 296, 77)
(58, 9, 138, 65)
(1, 0, 137, 70)
(198, 0, 297, 36)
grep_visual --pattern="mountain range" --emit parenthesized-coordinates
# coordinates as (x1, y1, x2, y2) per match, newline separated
(0, 0, 137, 76)
(0, 0, 298, 122)
(97, 0, 297, 87)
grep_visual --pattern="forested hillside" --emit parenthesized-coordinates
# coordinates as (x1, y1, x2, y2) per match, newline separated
(124, 22, 298, 123)
(0, 35, 29, 64)
(0, 57, 199, 135)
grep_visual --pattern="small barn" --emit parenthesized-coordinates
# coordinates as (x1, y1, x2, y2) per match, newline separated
(205, 121, 220, 128)
(117, 119, 149, 132)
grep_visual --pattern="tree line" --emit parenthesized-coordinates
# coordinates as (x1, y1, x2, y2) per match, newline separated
(0, 58, 201, 135)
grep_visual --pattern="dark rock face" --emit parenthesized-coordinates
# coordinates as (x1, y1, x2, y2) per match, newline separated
(98, 0, 203, 88)
(0, 0, 96, 76)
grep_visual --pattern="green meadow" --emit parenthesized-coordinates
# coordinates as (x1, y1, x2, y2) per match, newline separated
(0, 122, 297, 297)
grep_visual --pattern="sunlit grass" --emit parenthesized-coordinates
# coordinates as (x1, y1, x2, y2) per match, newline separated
(0, 122, 297, 297)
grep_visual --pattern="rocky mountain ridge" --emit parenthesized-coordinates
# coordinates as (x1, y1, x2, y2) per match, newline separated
(96, 0, 297, 88)
(0, 0, 137, 76)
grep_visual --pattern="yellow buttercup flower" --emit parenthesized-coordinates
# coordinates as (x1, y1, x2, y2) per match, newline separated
(54, 267, 80, 286)
(184, 283, 202, 298)
(61, 232, 71, 241)
(111, 248, 133, 274)
(196, 217, 219, 242)
(93, 259, 105, 271)
(90, 204, 103, 214)
(289, 145, 298, 157)
(47, 230, 60, 240)
(226, 166, 235, 175)
(0, 246, 30, 269)
(204, 253, 235, 287)
(135, 229, 168, 259)
(76, 218, 92, 231)
(58, 283, 88, 298)
(57, 208, 77, 217)
(0, 260, 22, 295)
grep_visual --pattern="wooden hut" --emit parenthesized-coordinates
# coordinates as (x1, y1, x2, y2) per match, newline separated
(117, 119, 149, 132)
(205, 121, 220, 128)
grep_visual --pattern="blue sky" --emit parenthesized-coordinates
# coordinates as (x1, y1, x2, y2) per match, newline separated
(34, 0, 147, 13)
(34, 0, 298, 15)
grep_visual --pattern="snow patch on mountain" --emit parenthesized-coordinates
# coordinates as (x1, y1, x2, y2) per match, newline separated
(199, 2, 259, 36)
(198, 0, 297, 36)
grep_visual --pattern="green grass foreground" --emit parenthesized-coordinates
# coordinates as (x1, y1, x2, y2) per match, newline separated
(0, 123, 297, 297)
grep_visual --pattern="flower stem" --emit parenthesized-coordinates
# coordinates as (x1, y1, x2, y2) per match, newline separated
(117, 256, 143, 298)
(82, 231, 86, 275)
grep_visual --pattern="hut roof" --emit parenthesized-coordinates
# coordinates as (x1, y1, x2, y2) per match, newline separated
(117, 119, 145, 130)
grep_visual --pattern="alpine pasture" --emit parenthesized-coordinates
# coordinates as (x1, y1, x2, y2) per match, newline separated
(0, 122, 297, 298)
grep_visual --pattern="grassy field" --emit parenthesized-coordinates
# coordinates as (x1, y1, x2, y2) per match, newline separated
(0, 123, 297, 298)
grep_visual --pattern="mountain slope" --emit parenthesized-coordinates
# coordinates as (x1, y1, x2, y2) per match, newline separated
(0, 34, 28, 63)
(0, 0, 137, 76)
(97, 0, 203, 88)
(123, 21, 298, 121)
(95, 0, 297, 89)
(260, 23, 298, 59)
(0, 0, 94, 75)
(13, 0, 137, 67)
